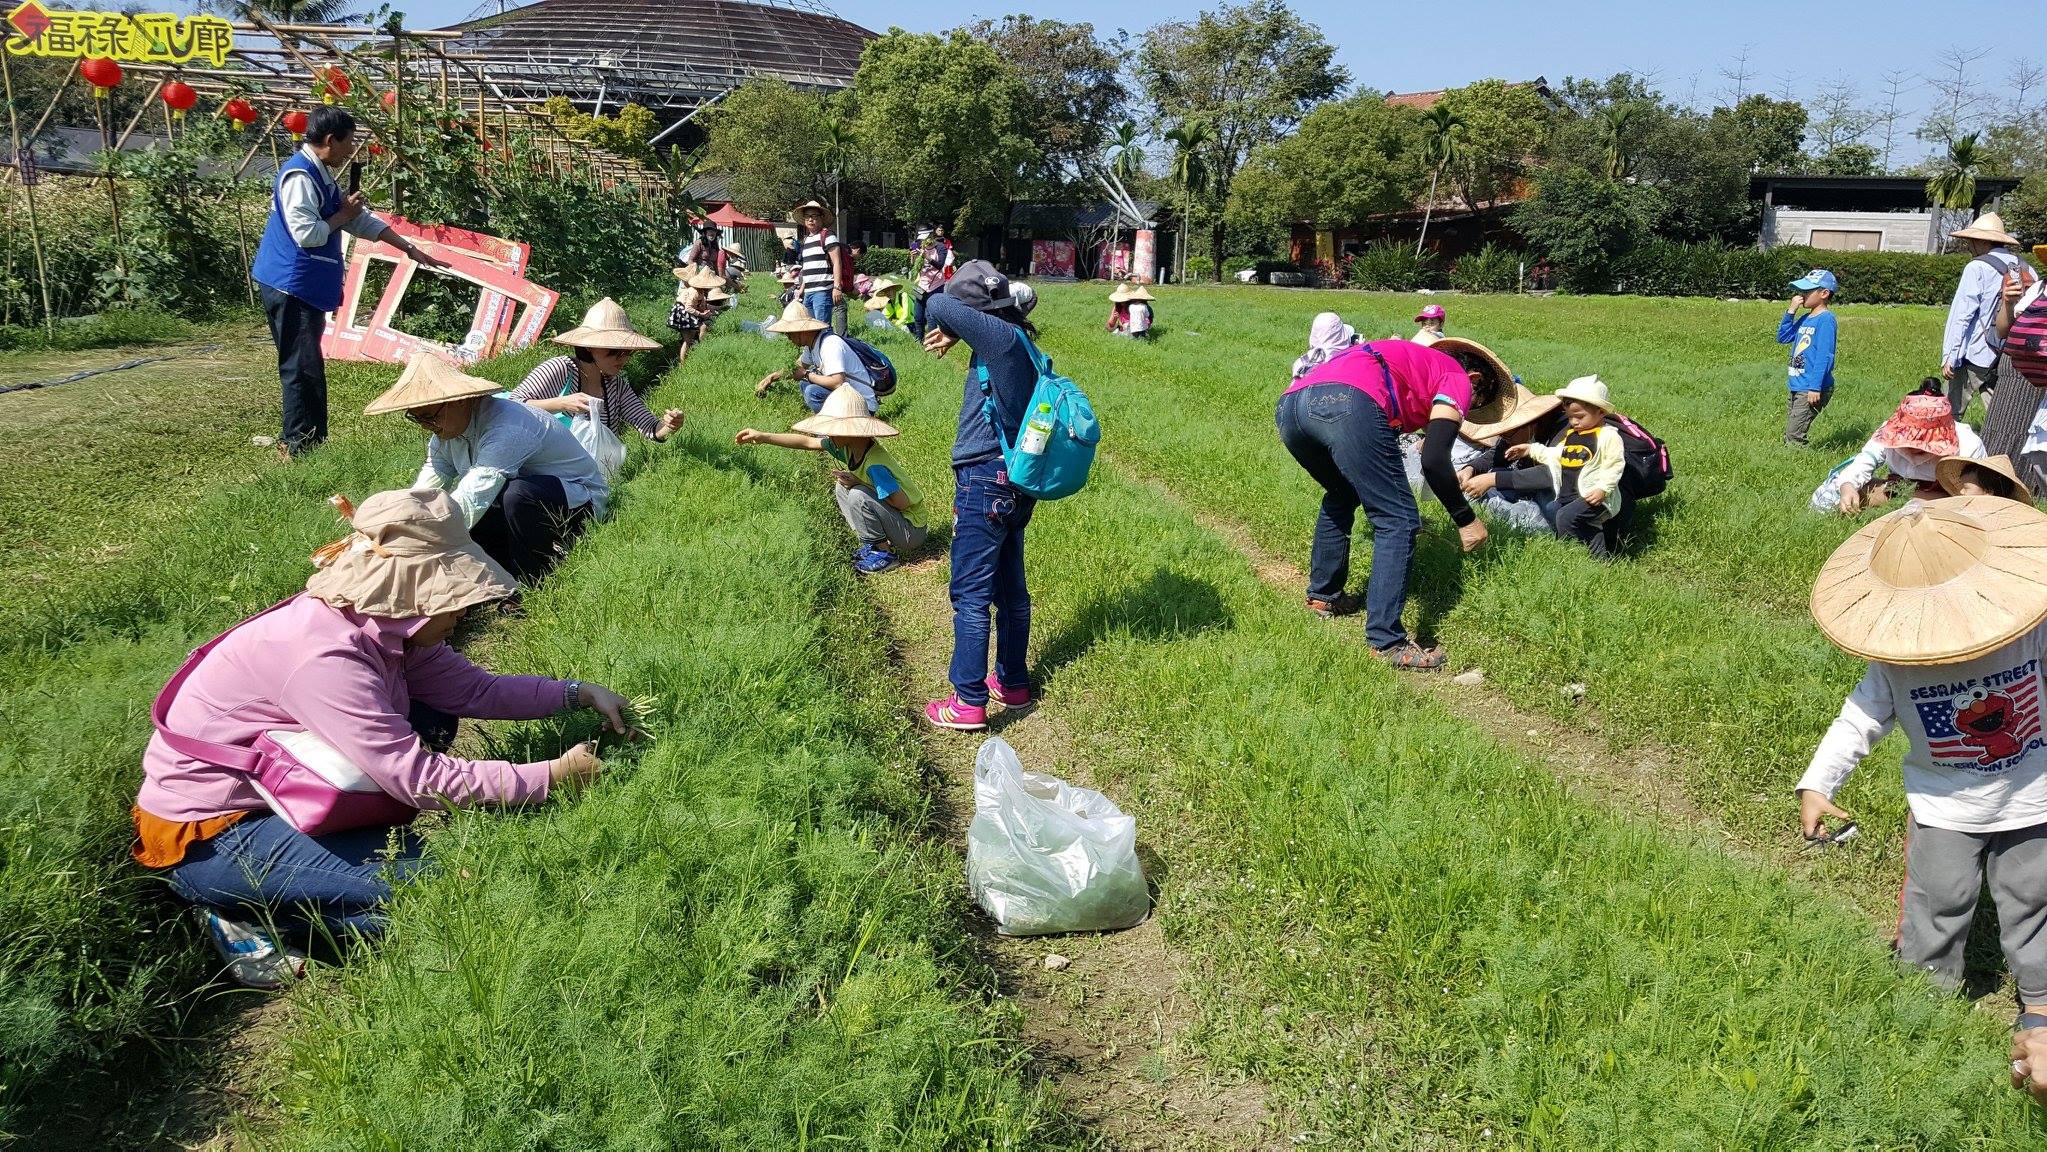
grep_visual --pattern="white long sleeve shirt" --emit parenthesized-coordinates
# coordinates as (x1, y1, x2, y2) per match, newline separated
(279, 144, 390, 250)
(1807, 423, 1984, 511)
(414, 396, 609, 527)
(1943, 250, 2024, 370)
(1799, 622, 2047, 832)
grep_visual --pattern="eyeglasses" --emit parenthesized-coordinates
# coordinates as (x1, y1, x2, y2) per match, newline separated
(403, 404, 445, 427)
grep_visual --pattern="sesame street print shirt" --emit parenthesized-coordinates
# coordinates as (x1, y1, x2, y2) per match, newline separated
(1801, 623, 2047, 832)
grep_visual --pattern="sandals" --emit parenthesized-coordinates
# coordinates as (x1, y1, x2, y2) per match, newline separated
(1306, 592, 1363, 619)
(1374, 641, 1447, 672)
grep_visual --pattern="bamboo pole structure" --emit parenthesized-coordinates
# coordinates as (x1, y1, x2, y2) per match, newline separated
(0, 49, 54, 332)
(113, 77, 165, 151)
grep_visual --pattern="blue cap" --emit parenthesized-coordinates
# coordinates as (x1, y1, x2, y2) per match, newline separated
(1790, 269, 1839, 293)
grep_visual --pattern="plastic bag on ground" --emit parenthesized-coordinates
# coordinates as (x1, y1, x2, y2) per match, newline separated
(966, 736, 1150, 936)
(570, 397, 627, 481)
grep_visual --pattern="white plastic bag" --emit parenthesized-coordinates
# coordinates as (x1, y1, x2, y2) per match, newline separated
(570, 397, 627, 481)
(966, 737, 1149, 936)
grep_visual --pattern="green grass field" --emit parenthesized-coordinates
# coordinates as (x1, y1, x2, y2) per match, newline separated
(3, 281, 2044, 1147)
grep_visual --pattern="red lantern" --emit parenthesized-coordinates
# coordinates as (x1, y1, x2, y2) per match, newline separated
(80, 57, 123, 98)
(223, 98, 258, 131)
(381, 89, 398, 110)
(316, 66, 350, 105)
(160, 80, 198, 119)
(282, 109, 309, 136)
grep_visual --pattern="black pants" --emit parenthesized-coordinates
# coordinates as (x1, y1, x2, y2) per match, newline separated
(469, 475, 590, 585)
(261, 284, 329, 455)
(1552, 497, 1631, 558)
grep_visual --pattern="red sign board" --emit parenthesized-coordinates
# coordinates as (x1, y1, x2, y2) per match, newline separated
(321, 217, 559, 367)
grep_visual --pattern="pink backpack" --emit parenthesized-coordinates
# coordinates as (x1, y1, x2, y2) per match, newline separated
(2008, 268, 2047, 388)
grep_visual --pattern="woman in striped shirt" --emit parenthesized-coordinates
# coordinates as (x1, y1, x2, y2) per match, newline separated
(512, 298, 682, 442)
(794, 199, 847, 327)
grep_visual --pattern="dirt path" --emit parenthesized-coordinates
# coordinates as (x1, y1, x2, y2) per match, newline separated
(870, 556, 1289, 1151)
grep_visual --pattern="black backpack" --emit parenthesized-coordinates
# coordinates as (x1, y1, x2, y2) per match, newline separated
(1604, 411, 1672, 499)
(834, 334, 897, 397)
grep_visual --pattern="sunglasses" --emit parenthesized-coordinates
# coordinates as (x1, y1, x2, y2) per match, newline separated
(403, 403, 446, 427)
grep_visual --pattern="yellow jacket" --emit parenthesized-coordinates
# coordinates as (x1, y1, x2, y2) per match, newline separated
(1528, 426, 1627, 518)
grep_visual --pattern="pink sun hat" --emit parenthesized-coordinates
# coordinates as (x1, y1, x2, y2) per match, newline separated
(1415, 304, 1447, 322)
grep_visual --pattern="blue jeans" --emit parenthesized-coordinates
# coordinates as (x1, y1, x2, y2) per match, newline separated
(801, 379, 878, 414)
(167, 814, 428, 943)
(948, 459, 1035, 705)
(804, 289, 832, 324)
(1276, 383, 1421, 650)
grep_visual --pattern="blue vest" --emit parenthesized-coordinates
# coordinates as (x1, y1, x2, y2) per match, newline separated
(251, 150, 347, 312)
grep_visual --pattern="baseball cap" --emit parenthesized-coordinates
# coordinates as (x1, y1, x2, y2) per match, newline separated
(943, 260, 1017, 314)
(1790, 269, 1839, 293)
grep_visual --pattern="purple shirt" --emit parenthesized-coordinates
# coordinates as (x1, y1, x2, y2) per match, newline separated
(137, 593, 566, 822)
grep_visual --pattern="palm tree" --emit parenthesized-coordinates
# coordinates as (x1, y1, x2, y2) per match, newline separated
(1926, 133, 1982, 246)
(1163, 120, 1212, 283)
(1597, 104, 1636, 182)
(1103, 122, 1144, 273)
(1415, 105, 1466, 258)
(819, 119, 855, 224)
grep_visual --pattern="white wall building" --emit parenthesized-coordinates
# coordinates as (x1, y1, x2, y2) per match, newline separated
(1751, 175, 2021, 254)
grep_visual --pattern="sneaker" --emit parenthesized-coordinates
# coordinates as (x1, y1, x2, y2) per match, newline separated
(199, 909, 305, 990)
(1307, 592, 1363, 619)
(985, 675, 1034, 710)
(924, 695, 989, 731)
(854, 547, 900, 575)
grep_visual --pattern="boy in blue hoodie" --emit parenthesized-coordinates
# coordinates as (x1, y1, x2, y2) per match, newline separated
(1780, 268, 1839, 446)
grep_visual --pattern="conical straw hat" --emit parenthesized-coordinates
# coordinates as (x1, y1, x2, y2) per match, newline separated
(1938, 454, 2035, 503)
(792, 382, 896, 438)
(1436, 337, 1516, 427)
(705, 285, 733, 303)
(364, 353, 502, 415)
(1109, 283, 1154, 302)
(763, 298, 829, 335)
(1461, 382, 1561, 441)
(1810, 496, 2047, 665)
(552, 297, 660, 351)
(1952, 211, 2019, 245)
(686, 268, 726, 290)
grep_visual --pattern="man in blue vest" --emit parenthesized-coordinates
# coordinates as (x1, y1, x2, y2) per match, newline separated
(252, 106, 447, 457)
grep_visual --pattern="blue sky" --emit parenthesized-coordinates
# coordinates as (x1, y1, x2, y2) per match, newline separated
(254, 0, 2045, 158)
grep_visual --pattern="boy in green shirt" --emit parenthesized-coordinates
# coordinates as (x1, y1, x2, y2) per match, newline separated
(736, 385, 927, 574)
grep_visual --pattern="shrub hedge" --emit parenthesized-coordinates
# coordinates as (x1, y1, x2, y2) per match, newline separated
(1341, 242, 1440, 291)
(1450, 244, 1521, 294)
(1608, 241, 2017, 305)
(857, 246, 913, 275)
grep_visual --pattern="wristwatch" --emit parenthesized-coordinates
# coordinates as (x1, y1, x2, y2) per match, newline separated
(563, 679, 584, 710)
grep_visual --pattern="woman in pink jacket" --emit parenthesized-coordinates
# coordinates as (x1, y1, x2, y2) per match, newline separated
(133, 489, 632, 987)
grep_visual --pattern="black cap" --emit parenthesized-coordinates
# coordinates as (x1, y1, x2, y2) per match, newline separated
(943, 260, 1014, 313)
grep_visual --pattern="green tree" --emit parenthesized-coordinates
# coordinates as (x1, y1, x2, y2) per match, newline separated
(1597, 104, 1635, 181)
(1163, 119, 1213, 280)
(1512, 165, 1657, 292)
(967, 15, 1128, 195)
(1134, 0, 1348, 278)
(1107, 121, 1144, 181)
(850, 30, 1040, 231)
(1228, 95, 1424, 254)
(1808, 143, 1882, 177)
(1435, 79, 1553, 212)
(543, 97, 657, 163)
(698, 78, 833, 219)
(1926, 132, 1982, 211)
(1415, 104, 1466, 255)
(1710, 93, 1808, 172)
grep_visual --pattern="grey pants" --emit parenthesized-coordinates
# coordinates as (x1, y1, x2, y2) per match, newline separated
(1949, 359, 1999, 419)
(1899, 817, 2047, 1002)
(835, 484, 927, 553)
(1785, 391, 1828, 446)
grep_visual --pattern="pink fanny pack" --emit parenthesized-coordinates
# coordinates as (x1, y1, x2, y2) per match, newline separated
(151, 599, 417, 837)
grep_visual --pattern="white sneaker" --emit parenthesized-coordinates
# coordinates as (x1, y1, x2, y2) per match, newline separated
(199, 909, 306, 989)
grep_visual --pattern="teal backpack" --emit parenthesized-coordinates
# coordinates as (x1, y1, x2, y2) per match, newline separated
(977, 333, 1100, 500)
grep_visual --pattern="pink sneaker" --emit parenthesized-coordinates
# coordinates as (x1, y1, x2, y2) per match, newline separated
(985, 675, 1034, 710)
(925, 695, 988, 731)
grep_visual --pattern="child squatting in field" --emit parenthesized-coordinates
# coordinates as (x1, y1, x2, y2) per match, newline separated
(1800, 495, 2047, 1042)
(1780, 268, 1839, 447)
(734, 386, 929, 576)
(1499, 376, 1629, 557)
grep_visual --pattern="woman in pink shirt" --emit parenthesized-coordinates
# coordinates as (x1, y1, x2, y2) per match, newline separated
(1277, 326, 1511, 669)
(134, 489, 633, 987)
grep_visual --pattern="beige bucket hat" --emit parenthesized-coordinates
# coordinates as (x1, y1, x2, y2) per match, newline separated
(1461, 382, 1562, 441)
(1811, 495, 2047, 665)
(553, 297, 660, 351)
(791, 198, 834, 226)
(1952, 211, 2019, 246)
(1938, 454, 2035, 503)
(306, 489, 517, 618)
(1109, 283, 1155, 303)
(1435, 337, 1517, 428)
(1554, 374, 1614, 412)
(792, 382, 897, 439)
(364, 353, 502, 416)
(764, 298, 829, 335)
